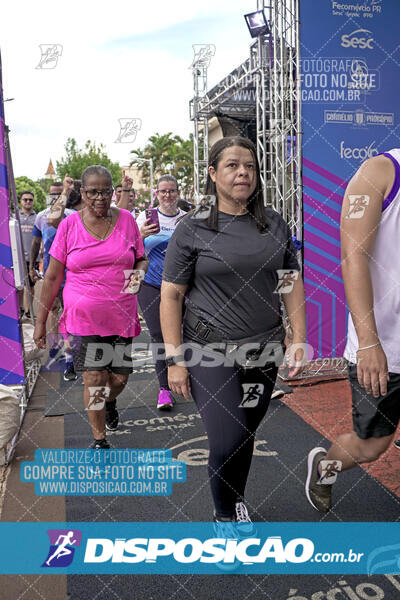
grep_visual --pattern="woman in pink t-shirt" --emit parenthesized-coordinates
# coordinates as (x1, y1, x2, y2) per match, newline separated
(34, 166, 148, 449)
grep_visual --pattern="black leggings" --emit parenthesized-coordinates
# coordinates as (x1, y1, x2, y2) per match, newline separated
(185, 342, 278, 519)
(138, 281, 169, 390)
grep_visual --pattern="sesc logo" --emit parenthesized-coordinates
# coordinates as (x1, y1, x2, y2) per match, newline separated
(340, 141, 379, 161)
(341, 29, 374, 50)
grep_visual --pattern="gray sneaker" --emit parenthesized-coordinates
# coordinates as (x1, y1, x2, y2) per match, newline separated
(305, 447, 332, 512)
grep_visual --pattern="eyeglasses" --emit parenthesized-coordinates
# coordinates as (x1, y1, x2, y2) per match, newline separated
(84, 188, 113, 200)
(22, 198, 33, 202)
(157, 189, 178, 196)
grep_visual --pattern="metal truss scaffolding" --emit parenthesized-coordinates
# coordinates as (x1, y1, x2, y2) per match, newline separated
(189, 46, 213, 200)
(190, 0, 302, 242)
(263, 0, 302, 238)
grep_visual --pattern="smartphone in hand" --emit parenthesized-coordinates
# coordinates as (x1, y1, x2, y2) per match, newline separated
(145, 208, 160, 233)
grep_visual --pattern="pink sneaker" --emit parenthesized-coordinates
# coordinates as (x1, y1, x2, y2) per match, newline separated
(157, 389, 174, 410)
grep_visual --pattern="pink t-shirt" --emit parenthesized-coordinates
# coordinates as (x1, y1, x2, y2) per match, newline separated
(49, 209, 145, 337)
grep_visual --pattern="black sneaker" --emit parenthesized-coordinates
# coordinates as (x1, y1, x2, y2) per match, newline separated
(91, 438, 110, 450)
(63, 362, 77, 381)
(305, 447, 332, 512)
(105, 400, 119, 431)
(394, 439, 400, 450)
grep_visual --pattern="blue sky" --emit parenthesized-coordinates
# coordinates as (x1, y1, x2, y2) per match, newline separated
(105, 13, 246, 58)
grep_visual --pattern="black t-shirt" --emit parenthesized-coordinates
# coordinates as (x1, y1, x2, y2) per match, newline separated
(162, 209, 300, 343)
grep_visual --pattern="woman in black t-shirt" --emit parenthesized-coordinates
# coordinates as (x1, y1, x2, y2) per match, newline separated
(160, 136, 306, 539)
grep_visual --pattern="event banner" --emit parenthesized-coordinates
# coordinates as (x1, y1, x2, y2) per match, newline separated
(1, 521, 399, 575)
(0, 53, 24, 385)
(300, 0, 400, 358)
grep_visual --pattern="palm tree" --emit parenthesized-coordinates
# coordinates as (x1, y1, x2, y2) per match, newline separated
(169, 134, 194, 198)
(130, 133, 194, 198)
(130, 132, 175, 184)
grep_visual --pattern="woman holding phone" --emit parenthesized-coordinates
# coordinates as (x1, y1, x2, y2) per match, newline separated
(160, 137, 307, 536)
(136, 175, 186, 410)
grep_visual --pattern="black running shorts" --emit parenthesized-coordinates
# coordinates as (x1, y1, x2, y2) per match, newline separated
(348, 362, 400, 439)
(71, 334, 134, 375)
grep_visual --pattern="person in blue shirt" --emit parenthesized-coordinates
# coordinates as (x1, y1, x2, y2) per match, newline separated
(30, 181, 75, 374)
(136, 175, 185, 410)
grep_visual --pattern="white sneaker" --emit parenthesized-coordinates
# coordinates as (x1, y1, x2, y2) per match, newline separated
(235, 501, 257, 537)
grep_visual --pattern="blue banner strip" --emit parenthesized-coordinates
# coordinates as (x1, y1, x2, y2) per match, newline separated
(0, 242, 13, 268)
(0, 366, 24, 385)
(0, 522, 399, 574)
(0, 313, 21, 343)
(0, 162, 8, 190)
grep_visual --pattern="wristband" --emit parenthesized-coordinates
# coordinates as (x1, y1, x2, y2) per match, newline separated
(122, 189, 131, 192)
(357, 342, 381, 352)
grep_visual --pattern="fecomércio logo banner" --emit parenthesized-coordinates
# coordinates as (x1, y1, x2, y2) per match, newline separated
(300, 0, 400, 359)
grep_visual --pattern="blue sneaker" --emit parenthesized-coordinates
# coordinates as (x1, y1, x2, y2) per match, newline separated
(213, 516, 240, 572)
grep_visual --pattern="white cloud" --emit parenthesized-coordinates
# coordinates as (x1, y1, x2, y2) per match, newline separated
(1, 0, 253, 179)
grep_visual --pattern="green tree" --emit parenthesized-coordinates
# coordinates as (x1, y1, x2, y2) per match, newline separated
(56, 138, 122, 185)
(130, 146, 152, 187)
(15, 176, 47, 212)
(169, 134, 194, 198)
(130, 132, 194, 198)
(36, 178, 55, 194)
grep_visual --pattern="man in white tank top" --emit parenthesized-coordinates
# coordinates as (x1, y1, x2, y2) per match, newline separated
(305, 151, 400, 512)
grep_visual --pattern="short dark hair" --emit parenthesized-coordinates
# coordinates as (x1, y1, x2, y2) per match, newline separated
(66, 180, 82, 209)
(204, 136, 267, 232)
(81, 165, 112, 187)
(52, 182, 63, 188)
(177, 199, 193, 212)
(157, 175, 179, 190)
(115, 184, 122, 190)
(19, 190, 34, 200)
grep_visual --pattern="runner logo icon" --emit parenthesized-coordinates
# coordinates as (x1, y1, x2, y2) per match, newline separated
(274, 270, 299, 294)
(319, 460, 342, 485)
(115, 118, 142, 144)
(86, 386, 110, 411)
(36, 44, 63, 69)
(346, 195, 370, 219)
(42, 529, 82, 567)
(240, 383, 264, 408)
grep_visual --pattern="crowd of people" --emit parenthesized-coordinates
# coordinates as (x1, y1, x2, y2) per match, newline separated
(17, 135, 399, 536)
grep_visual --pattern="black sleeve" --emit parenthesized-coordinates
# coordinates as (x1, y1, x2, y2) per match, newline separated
(162, 217, 197, 284)
(283, 223, 301, 271)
